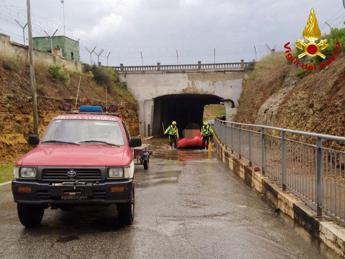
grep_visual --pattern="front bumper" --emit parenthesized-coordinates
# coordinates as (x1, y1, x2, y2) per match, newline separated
(12, 180, 133, 205)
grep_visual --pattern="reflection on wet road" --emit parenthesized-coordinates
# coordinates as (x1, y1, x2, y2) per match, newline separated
(0, 139, 324, 258)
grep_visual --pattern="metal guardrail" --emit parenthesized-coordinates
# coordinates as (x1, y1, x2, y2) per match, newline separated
(215, 119, 345, 224)
(112, 62, 254, 73)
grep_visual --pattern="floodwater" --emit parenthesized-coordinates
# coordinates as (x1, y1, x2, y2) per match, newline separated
(0, 138, 324, 258)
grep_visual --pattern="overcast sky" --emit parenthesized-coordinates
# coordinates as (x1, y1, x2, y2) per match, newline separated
(0, 0, 344, 65)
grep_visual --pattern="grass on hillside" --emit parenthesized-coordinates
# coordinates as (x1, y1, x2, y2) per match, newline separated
(203, 104, 225, 121)
(234, 53, 290, 123)
(0, 165, 13, 183)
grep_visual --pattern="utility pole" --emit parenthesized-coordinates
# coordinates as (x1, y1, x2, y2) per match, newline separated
(44, 29, 58, 54)
(140, 51, 143, 66)
(85, 46, 96, 64)
(95, 49, 104, 66)
(61, 0, 66, 35)
(74, 75, 82, 109)
(105, 85, 108, 112)
(176, 49, 179, 64)
(14, 19, 27, 45)
(254, 45, 257, 60)
(26, 0, 39, 135)
(106, 51, 111, 66)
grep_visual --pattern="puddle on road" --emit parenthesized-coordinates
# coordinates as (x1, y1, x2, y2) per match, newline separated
(135, 138, 215, 188)
(135, 170, 181, 188)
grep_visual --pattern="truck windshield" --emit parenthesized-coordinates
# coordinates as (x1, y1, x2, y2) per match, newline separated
(42, 119, 125, 146)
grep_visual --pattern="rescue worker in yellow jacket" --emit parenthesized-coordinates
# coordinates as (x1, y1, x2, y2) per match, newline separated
(164, 121, 179, 148)
(201, 121, 213, 149)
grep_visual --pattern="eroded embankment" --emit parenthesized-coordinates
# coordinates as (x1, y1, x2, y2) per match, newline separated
(235, 53, 345, 138)
(0, 58, 139, 163)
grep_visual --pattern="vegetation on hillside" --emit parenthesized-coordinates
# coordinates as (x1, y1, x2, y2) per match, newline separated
(234, 28, 345, 142)
(0, 165, 13, 183)
(48, 65, 70, 83)
(235, 53, 290, 123)
(0, 55, 139, 164)
(203, 104, 225, 121)
(324, 28, 345, 57)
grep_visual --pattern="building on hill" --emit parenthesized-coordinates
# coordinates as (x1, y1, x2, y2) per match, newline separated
(32, 36, 80, 61)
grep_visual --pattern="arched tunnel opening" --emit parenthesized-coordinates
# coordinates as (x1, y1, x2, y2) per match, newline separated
(152, 94, 225, 136)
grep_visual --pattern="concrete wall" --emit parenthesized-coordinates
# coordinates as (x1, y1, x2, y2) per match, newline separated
(214, 133, 345, 259)
(33, 36, 80, 61)
(0, 33, 81, 72)
(120, 71, 244, 135)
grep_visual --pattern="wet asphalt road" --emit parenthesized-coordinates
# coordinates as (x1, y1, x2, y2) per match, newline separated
(0, 141, 324, 259)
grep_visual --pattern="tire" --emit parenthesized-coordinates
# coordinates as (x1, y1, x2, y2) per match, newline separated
(143, 160, 149, 170)
(59, 205, 73, 211)
(117, 187, 134, 225)
(17, 204, 44, 228)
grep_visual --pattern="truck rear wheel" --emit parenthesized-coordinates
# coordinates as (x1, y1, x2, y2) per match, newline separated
(117, 187, 134, 225)
(17, 204, 44, 228)
(143, 160, 149, 170)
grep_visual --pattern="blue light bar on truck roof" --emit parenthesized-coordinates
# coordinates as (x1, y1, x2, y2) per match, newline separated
(79, 105, 103, 113)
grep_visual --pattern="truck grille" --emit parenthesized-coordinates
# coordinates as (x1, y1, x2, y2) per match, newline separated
(41, 168, 102, 182)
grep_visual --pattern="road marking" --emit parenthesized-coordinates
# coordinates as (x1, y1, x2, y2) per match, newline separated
(0, 181, 11, 187)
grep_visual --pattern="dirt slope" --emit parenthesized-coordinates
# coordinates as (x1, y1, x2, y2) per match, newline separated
(0, 57, 139, 163)
(235, 53, 345, 138)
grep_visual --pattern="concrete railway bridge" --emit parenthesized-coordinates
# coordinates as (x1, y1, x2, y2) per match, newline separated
(112, 61, 253, 136)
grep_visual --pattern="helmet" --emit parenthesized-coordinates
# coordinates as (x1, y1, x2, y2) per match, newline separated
(203, 121, 208, 125)
(172, 121, 176, 125)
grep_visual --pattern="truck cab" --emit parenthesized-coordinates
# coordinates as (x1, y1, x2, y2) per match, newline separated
(12, 105, 141, 227)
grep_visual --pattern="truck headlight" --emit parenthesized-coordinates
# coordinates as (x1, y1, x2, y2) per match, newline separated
(124, 161, 134, 179)
(108, 168, 124, 178)
(20, 167, 37, 178)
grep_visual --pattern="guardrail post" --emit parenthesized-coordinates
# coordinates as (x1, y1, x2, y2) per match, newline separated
(239, 126, 242, 159)
(248, 129, 252, 166)
(316, 137, 323, 217)
(230, 124, 234, 153)
(225, 122, 228, 150)
(281, 131, 287, 191)
(261, 127, 266, 175)
(148, 124, 151, 137)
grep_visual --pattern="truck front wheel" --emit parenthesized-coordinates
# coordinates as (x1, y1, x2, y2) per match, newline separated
(17, 204, 44, 228)
(117, 187, 134, 225)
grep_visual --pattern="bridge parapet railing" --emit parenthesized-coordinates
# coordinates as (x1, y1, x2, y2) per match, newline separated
(215, 119, 345, 225)
(113, 61, 254, 73)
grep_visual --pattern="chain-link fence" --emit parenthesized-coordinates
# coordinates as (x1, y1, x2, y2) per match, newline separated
(215, 120, 345, 224)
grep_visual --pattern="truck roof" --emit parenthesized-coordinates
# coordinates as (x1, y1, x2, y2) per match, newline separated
(54, 113, 121, 122)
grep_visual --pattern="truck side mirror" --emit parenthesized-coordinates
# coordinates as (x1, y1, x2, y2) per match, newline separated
(28, 134, 40, 146)
(129, 137, 142, 147)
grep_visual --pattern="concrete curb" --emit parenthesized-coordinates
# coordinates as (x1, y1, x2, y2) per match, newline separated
(0, 181, 11, 187)
(214, 134, 345, 259)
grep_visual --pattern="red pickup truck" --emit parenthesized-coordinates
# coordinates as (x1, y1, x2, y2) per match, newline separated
(12, 106, 141, 227)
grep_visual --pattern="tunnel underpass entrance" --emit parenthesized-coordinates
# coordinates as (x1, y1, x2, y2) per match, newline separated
(152, 94, 223, 136)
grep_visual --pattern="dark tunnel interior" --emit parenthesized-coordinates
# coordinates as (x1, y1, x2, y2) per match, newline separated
(152, 94, 223, 136)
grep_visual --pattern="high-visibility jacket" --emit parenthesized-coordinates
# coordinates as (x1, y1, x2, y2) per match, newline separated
(164, 125, 179, 138)
(201, 125, 213, 137)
